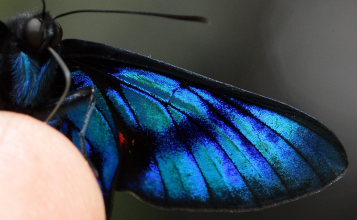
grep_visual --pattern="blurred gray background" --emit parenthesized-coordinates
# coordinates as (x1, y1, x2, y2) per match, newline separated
(1, 0, 356, 219)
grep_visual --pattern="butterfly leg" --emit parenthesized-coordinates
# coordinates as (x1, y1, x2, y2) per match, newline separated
(52, 86, 99, 176)
(60, 86, 96, 158)
(77, 87, 96, 158)
(38, 86, 97, 159)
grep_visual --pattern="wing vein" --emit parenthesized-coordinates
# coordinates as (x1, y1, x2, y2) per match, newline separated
(165, 106, 214, 203)
(225, 97, 327, 182)
(187, 87, 291, 193)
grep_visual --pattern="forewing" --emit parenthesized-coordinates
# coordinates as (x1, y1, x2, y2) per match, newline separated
(62, 39, 347, 210)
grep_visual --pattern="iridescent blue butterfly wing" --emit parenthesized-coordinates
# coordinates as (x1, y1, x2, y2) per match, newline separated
(59, 39, 347, 210)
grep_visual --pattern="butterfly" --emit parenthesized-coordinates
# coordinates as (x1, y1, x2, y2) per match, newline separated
(0, 0, 348, 218)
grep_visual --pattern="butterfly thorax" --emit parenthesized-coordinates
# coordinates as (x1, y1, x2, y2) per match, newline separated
(10, 52, 56, 107)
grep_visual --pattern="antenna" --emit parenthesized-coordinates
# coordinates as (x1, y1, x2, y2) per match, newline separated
(41, 0, 46, 17)
(54, 9, 208, 23)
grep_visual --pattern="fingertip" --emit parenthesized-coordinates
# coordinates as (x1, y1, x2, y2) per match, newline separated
(0, 112, 106, 220)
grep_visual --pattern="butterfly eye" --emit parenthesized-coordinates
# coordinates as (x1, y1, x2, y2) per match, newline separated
(25, 18, 44, 48)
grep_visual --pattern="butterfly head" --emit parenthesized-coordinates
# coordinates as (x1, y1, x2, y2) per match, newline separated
(0, 12, 62, 56)
(24, 13, 63, 51)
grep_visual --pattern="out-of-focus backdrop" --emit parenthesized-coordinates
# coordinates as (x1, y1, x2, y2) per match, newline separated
(1, 0, 356, 219)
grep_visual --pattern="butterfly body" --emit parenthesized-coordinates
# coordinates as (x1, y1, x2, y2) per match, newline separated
(0, 12, 62, 112)
(0, 9, 348, 217)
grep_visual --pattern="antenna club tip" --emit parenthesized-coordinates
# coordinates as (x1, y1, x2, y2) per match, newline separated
(190, 16, 208, 24)
(199, 17, 209, 24)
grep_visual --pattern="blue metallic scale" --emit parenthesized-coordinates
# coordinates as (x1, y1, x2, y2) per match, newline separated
(53, 63, 345, 210)
(239, 102, 345, 178)
(12, 52, 56, 107)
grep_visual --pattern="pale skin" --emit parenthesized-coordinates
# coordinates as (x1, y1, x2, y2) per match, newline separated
(0, 112, 106, 220)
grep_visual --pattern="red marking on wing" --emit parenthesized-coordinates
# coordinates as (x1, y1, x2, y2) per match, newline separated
(119, 132, 134, 154)
(119, 132, 127, 145)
